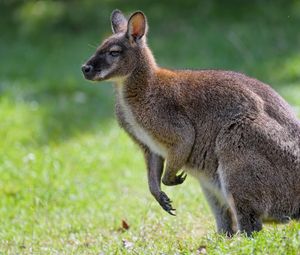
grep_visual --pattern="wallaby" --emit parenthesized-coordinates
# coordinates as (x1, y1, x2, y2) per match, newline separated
(82, 10, 300, 236)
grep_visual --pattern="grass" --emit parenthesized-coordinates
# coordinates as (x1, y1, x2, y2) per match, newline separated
(1, 1, 300, 254)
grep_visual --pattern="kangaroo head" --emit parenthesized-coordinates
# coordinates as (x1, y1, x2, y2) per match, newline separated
(82, 10, 150, 82)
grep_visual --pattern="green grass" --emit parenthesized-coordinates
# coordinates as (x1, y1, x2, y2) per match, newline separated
(1, 1, 300, 254)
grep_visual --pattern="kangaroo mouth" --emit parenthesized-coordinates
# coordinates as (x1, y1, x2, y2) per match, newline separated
(93, 71, 108, 81)
(81, 67, 106, 82)
(82, 73, 96, 81)
(81, 64, 102, 81)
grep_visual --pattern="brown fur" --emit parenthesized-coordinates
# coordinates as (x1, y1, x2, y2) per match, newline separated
(82, 9, 300, 236)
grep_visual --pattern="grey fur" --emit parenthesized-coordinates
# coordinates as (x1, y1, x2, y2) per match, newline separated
(111, 9, 127, 34)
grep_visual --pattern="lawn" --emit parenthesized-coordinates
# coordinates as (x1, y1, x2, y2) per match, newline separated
(1, 1, 300, 254)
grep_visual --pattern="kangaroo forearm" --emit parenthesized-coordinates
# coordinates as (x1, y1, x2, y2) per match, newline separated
(145, 151, 164, 196)
(144, 150, 176, 215)
(162, 128, 195, 186)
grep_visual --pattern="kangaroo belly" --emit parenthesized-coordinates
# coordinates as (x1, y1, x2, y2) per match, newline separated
(116, 87, 167, 157)
(129, 119, 167, 157)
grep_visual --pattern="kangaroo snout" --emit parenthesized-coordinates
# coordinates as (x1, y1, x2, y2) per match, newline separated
(81, 64, 94, 79)
(82, 64, 93, 74)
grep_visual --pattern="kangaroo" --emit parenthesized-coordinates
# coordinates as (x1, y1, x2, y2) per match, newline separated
(82, 10, 300, 236)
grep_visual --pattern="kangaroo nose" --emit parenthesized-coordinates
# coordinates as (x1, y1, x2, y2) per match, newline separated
(81, 64, 93, 74)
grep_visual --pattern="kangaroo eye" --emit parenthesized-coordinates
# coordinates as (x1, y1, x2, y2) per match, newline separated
(109, 51, 121, 57)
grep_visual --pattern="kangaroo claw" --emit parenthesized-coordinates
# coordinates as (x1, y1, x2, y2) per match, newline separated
(162, 171, 187, 186)
(158, 191, 176, 216)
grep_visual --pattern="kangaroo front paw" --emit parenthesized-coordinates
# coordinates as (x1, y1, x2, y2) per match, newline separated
(157, 191, 176, 216)
(162, 171, 187, 186)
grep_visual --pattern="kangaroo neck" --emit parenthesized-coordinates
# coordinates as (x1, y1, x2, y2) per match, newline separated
(114, 46, 158, 106)
(125, 46, 157, 91)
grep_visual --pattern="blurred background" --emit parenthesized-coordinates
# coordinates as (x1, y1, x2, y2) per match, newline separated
(1, 0, 300, 253)
(1, 0, 300, 142)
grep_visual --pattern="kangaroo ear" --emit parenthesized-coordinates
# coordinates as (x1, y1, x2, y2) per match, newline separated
(127, 11, 148, 43)
(111, 9, 127, 34)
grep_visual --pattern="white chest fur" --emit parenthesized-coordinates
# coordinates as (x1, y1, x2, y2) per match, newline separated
(116, 86, 167, 157)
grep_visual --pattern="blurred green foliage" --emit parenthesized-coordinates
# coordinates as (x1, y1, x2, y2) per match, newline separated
(1, 0, 300, 83)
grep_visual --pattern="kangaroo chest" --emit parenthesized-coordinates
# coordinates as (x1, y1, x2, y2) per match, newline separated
(116, 86, 167, 157)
